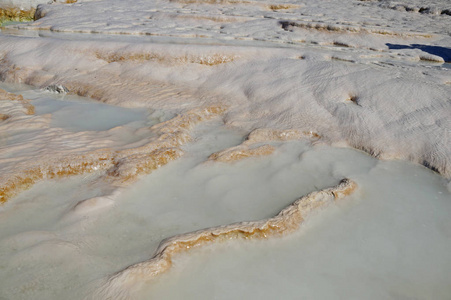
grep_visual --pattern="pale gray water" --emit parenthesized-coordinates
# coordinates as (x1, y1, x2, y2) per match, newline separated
(0, 82, 165, 132)
(138, 148, 451, 300)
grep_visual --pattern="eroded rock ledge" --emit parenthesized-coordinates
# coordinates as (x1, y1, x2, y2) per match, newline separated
(94, 179, 357, 300)
(0, 88, 35, 115)
(208, 129, 320, 163)
(0, 105, 225, 203)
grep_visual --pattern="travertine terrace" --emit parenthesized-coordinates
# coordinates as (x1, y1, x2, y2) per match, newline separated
(0, 0, 450, 299)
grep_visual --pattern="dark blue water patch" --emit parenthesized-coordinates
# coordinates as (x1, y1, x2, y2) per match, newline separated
(386, 43, 451, 62)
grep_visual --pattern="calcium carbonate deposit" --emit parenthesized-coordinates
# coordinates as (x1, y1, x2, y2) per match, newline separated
(0, 0, 450, 299)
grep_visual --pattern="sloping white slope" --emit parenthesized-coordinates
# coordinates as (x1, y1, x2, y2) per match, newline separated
(1, 1, 449, 178)
(0, 34, 449, 178)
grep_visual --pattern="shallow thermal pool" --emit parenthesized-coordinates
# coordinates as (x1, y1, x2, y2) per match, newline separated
(0, 82, 161, 132)
(141, 153, 451, 300)
(0, 102, 450, 299)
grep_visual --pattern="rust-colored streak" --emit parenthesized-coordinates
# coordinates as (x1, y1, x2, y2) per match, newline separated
(0, 7, 35, 24)
(0, 113, 10, 121)
(94, 51, 236, 66)
(0, 88, 35, 115)
(209, 144, 276, 162)
(267, 4, 300, 10)
(208, 128, 320, 163)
